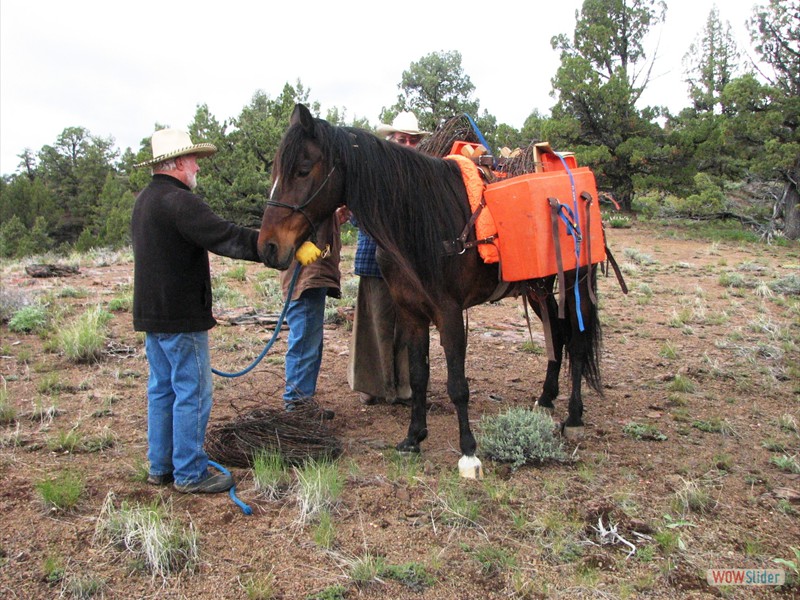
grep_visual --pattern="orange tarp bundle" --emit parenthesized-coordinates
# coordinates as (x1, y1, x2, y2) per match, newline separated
(445, 154, 499, 263)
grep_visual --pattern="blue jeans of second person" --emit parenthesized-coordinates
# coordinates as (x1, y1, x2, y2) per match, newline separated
(145, 331, 212, 486)
(283, 287, 327, 408)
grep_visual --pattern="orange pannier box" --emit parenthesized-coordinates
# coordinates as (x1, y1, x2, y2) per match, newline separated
(483, 167, 606, 282)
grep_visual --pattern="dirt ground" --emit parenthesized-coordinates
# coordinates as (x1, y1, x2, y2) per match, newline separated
(1, 221, 799, 599)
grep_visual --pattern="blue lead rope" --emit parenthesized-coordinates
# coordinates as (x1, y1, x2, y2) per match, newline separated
(207, 262, 303, 515)
(211, 263, 301, 378)
(208, 460, 252, 515)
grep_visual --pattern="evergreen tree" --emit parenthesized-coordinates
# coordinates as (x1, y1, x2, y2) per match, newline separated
(36, 127, 117, 244)
(198, 82, 317, 226)
(387, 51, 480, 133)
(683, 6, 741, 115)
(93, 172, 136, 248)
(719, 0, 800, 238)
(549, 0, 669, 210)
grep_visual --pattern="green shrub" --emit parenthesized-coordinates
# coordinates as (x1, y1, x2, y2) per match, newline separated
(606, 214, 632, 228)
(623, 422, 667, 441)
(379, 561, 435, 591)
(305, 585, 347, 600)
(668, 173, 726, 216)
(8, 304, 49, 333)
(477, 407, 568, 469)
(631, 193, 662, 219)
(107, 293, 132, 312)
(340, 222, 357, 246)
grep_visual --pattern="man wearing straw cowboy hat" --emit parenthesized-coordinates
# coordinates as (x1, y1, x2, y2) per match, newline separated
(132, 128, 262, 494)
(347, 111, 430, 405)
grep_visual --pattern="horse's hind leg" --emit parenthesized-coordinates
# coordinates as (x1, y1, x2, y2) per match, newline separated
(564, 339, 585, 435)
(537, 316, 564, 413)
(563, 266, 602, 438)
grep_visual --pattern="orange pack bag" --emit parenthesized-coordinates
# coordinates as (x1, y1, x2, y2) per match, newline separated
(483, 167, 606, 282)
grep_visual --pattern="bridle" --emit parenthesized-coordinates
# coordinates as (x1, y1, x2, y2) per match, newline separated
(265, 164, 337, 243)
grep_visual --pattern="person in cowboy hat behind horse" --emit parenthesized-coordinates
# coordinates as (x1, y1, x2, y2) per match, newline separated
(347, 111, 430, 405)
(131, 128, 262, 494)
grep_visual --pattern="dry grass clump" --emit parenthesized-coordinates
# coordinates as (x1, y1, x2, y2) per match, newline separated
(206, 405, 342, 468)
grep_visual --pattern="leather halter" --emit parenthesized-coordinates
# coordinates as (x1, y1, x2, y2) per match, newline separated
(265, 165, 337, 243)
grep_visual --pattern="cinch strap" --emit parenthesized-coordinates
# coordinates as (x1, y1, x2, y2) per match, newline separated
(441, 196, 497, 255)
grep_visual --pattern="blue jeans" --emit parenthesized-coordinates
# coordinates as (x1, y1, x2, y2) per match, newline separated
(283, 287, 327, 407)
(145, 331, 212, 486)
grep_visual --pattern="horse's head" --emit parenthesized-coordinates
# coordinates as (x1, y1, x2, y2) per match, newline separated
(258, 104, 344, 269)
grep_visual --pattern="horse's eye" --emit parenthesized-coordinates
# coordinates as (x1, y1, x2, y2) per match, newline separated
(296, 162, 313, 178)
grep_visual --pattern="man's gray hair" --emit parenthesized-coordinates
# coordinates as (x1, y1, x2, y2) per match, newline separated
(151, 158, 178, 173)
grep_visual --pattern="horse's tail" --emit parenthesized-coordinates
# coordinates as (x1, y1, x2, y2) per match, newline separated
(581, 267, 603, 396)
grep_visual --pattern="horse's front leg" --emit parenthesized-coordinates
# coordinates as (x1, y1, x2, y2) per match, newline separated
(396, 321, 430, 453)
(438, 309, 483, 478)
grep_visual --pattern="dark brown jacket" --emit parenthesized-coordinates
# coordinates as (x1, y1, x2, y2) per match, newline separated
(280, 215, 341, 301)
(131, 174, 260, 332)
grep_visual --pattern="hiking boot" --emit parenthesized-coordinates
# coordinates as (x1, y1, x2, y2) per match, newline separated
(174, 471, 234, 494)
(146, 472, 174, 486)
(359, 393, 384, 406)
(286, 399, 335, 420)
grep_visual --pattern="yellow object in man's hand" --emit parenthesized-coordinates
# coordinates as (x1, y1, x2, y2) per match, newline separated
(295, 241, 323, 265)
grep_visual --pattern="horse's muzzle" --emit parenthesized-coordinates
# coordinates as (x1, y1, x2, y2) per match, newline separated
(258, 241, 293, 270)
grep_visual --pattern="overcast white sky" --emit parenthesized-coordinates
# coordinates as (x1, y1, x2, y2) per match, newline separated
(0, 0, 759, 176)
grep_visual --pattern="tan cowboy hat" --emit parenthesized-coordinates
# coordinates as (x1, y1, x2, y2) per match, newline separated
(134, 128, 217, 167)
(375, 112, 430, 138)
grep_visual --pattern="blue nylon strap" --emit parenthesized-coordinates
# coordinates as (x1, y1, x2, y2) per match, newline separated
(554, 153, 585, 332)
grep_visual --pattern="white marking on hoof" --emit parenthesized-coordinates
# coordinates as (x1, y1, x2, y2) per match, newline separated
(533, 401, 555, 414)
(458, 455, 483, 479)
(563, 426, 585, 440)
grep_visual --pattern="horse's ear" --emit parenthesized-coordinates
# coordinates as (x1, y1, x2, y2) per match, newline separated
(290, 104, 315, 136)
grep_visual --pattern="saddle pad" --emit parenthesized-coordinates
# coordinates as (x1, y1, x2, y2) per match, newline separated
(444, 154, 499, 263)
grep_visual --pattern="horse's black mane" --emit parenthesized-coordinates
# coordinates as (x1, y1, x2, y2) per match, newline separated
(278, 118, 471, 291)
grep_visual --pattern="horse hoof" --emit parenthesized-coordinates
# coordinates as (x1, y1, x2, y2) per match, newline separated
(396, 440, 420, 453)
(533, 401, 554, 414)
(458, 455, 483, 479)
(563, 425, 585, 440)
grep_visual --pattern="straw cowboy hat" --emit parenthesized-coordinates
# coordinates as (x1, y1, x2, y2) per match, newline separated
(376, 112, 430, 138)
(134, 128, 217, 168)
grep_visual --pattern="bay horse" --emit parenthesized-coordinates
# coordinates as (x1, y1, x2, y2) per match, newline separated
(258, 104, 602, 476)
